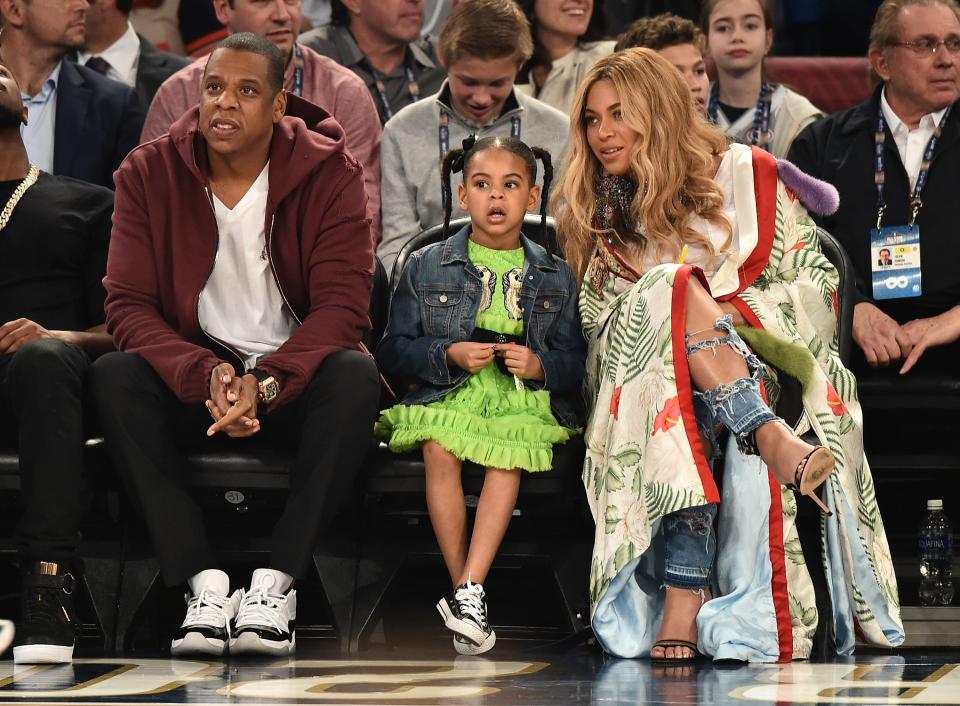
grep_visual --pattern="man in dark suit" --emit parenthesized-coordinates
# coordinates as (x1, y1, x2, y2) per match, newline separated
(0, 0, 144, 189)
(789, 0, 960, 375)
(80, 0, 190, 110)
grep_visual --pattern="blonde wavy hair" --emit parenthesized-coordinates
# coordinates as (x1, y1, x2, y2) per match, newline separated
(554, 48, 732, 283)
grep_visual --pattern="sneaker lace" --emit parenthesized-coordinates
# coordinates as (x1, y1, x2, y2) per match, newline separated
(236, 586, 288, 633)
(453, 580, 488, 630)
(183, 588, 232, 628)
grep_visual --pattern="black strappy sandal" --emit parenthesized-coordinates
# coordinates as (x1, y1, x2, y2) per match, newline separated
(651, 639, 701, 664)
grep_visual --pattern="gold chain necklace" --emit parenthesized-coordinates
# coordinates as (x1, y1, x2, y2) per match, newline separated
(0, 165, 40, 232)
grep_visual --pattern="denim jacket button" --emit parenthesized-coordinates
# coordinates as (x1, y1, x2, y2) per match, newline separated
(439, 294, 448, 303)
(543, 301, 551, 309)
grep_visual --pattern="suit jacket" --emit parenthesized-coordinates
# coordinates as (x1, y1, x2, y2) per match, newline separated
(788, 86, 960, 324)
(54, 60, 144, 189)
(134, 34, 189, 111)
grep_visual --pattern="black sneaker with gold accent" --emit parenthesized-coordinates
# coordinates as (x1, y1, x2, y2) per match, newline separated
(14, 562, 77, 664)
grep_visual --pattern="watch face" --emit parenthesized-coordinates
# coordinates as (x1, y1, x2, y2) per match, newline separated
(260, 377, 280, 403)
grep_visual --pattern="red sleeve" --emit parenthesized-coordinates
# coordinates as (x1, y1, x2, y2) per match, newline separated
(105, 154, 221, 402)
(255, 155, 374, 409)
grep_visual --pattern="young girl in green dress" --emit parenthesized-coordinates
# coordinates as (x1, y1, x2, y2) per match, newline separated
(375, 136, 586, 655)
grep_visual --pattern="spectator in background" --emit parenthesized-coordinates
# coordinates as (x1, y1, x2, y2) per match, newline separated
(0, 0, 143, 189)
(93, 34, 380, 658)
(0, 61, 115, 666)
(80, 0, 190, 111)
(789, 0, 960, 377)
(299, 0, 446, 125)
(615, 13, 709, 115)
(377, 0, 570, 274)
(514, 0, 615, 114)
(702, 0, 821, 158)
(142, 0, 383, 241)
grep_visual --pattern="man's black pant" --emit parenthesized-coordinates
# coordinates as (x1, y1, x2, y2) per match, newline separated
(90, 350, 380, 586)
(0, 339, 91, 563)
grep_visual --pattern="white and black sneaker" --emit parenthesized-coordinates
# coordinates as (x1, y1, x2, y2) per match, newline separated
(229, 569, 296, 656)
(14, 562, 78, 664)
(436, 580, 496, 655)
(171, 570, 241, 657)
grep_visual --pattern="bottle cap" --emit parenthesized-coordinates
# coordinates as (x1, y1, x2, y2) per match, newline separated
(928, 499, 944, 510)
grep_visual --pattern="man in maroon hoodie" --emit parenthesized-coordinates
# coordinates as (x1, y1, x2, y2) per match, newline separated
(91, 33, 380, 657)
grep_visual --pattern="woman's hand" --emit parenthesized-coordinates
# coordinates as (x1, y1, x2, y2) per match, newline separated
(446, 342, 495, 373)
(495, 343, 545, 381)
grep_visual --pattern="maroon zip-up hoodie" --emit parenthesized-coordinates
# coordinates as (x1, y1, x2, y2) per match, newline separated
(105, 94, 374, 410)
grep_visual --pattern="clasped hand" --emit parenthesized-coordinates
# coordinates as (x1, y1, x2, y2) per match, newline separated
(853, 303, 960, 374)
(0, 318, 58, 354)
(446, 341, 545, 381)
(206, 362, 260, 437)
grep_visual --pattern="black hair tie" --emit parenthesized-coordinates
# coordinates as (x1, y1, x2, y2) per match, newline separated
(451, 134, 478, 174)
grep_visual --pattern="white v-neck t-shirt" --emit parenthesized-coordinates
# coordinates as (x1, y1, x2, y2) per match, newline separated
(198, 163, 298, 371)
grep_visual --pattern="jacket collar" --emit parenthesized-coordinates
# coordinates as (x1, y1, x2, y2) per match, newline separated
(440, 224, 558, 272)
(843, 83, 960, 136)
(435, 80, 522, 129)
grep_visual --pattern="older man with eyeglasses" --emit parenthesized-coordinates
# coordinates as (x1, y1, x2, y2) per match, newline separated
(790, 0, 960, 377)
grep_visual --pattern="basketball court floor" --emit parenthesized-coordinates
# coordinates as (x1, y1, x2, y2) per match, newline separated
(1, 647, 958, 705)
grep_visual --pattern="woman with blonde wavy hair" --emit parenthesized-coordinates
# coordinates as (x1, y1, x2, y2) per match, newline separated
(557, 48, 904, 663)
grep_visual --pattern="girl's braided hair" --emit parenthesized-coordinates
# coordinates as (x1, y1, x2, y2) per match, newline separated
(440, 135, 555, 255)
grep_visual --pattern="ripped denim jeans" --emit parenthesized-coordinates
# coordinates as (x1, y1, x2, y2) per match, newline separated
(663, 504, 718, 589)
(662, 315, 780, 589)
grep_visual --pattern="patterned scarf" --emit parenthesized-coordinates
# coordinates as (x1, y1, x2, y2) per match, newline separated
(593, 173, 638, 239)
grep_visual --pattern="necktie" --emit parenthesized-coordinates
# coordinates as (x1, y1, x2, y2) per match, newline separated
(84, 56, 112, 76)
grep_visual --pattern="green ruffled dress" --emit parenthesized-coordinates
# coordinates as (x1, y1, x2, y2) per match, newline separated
(376, 240, 578, 472)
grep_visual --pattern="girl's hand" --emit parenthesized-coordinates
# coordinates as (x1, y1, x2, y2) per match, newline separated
(447, 342, 495, 373)
(496, 343, 545, 381)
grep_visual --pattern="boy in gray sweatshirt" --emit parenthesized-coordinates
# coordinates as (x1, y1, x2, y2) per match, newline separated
(377, 0, 570, 275)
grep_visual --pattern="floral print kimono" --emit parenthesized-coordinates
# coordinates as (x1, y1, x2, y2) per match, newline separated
(580, 144, 905, 662)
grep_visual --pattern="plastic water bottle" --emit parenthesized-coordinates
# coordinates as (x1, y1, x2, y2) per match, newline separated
(919, 499, 954, 606)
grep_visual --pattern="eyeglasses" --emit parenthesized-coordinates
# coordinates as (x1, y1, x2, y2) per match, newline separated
(890, 36, 960, 55)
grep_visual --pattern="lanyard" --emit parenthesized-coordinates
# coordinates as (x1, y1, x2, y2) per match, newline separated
(438, 110, 521, 163)
(291, 43, 304, 97)
(708, 81, 773, 152)
(874, 106, 952, 228)
(372, 59, 421, 122)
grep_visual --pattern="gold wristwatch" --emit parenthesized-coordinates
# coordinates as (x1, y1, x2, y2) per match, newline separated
(250, 368, 280, 404)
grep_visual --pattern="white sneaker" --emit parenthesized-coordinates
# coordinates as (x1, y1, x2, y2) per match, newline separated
(436, 580, 496, 655)
(229, 569, 296, 656)
(171, 570, 241, 657)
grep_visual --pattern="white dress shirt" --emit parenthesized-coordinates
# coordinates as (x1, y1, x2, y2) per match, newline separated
(20, 61, 61, 174)
(198, 163, 299, 371)
(78, 22, 142, 88)
(880, 88, 949, 190)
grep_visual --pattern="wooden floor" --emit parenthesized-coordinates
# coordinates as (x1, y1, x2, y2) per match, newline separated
(1, 647, 958, 705)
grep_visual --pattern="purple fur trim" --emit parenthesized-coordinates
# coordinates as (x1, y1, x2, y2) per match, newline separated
(776, 159, 839, 216)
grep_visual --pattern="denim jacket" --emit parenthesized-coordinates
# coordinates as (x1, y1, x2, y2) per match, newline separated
(376, 225, 587, 428)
